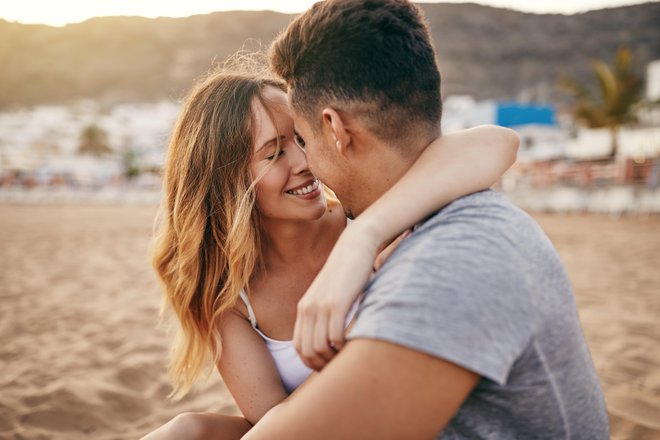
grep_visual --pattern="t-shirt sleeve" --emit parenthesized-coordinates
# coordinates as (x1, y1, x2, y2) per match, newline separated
(348, 205, 535, 386)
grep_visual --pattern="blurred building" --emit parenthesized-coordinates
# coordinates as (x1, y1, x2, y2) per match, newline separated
(443, 97, 565, 162)
(647, 60, 660, 102)
(0, 101, 179, 191)
(640, 60, 660, 127)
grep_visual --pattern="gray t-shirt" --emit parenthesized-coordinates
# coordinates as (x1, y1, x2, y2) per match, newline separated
(348, 190, 609, 439)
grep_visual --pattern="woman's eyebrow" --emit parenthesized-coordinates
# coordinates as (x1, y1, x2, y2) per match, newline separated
(257, 135, 285, 152)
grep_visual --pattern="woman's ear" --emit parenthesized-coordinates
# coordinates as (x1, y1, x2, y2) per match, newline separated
(321, 108, 351, 158)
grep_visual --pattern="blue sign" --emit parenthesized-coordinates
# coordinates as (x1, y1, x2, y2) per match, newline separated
(496, 102, 556, 127)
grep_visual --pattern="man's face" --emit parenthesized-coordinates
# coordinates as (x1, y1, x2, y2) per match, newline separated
(291, 109, 358, 218)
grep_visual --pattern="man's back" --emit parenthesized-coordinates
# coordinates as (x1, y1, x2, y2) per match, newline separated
(349, 190, 609, 439)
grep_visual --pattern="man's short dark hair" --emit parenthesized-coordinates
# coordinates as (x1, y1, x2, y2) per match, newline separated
(269, 0, 442, 152)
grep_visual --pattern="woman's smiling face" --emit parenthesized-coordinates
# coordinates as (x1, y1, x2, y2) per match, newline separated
(249, 86, 327, 223)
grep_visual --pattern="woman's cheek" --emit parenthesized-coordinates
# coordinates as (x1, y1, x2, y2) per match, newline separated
(253, 174, 281, 217)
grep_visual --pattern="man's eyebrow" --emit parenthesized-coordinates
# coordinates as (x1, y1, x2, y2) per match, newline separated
(257, 135, 285, 153)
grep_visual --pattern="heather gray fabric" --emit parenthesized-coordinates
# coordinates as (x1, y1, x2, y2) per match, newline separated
(348, 190, 609, 439)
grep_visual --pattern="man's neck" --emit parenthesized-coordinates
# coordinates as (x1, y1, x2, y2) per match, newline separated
(355, 138, 428, 215)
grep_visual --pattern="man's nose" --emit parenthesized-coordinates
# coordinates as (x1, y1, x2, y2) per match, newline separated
(289, 142, 310, 175)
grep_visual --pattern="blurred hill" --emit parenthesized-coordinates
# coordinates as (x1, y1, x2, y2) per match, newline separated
(0, 2, 658, 109)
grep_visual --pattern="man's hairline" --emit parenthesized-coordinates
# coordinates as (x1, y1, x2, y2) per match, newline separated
(287, 87, 424, 136)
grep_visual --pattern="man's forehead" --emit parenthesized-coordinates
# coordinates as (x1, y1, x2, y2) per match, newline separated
(291, 111, 312, 133)
(285, 88, 303, 115)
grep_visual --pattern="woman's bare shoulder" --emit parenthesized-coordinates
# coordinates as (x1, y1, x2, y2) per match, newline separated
(226, 295, 251, 325)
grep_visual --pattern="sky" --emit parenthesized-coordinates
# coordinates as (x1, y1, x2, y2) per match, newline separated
(0, 0, 650, 27)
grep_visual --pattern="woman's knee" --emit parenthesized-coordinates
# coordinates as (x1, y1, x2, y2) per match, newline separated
(166, 412, 212, 440)
(141, 411, 250, 440)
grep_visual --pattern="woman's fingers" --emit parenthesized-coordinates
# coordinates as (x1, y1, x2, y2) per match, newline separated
(312, 309, 335, 367)
(328, 308, 346, 352)
(296, 300, 347, 371)
(297, 301, 329, 370)
(298, 307, 319, 370)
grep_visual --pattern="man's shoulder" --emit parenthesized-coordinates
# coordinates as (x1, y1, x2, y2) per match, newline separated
(421, 189, 527, 230)
(406, 189, 536, 248)
(382, 189, 556, 279)
(353, 191, 543, 386)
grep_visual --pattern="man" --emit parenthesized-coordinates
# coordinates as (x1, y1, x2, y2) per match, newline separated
(245, 0, 609, 438)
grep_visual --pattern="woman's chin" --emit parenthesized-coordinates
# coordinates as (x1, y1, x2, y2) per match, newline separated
(260, 200, 328, 223)
(301, 203, 329, 221)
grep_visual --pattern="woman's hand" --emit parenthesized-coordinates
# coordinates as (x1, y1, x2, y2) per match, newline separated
(293, 222, 379, 371)
(295, 224, 412, 370)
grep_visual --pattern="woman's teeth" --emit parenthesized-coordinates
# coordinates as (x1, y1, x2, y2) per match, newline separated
(287, 180, 319, 196)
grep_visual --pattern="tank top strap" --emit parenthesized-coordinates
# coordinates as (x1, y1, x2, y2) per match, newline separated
(238, 289, 258, 329)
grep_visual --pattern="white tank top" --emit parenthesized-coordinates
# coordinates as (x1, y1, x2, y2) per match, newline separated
(239, 289, 358, 394)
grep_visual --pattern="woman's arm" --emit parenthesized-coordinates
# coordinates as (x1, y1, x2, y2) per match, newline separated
(139, 309, 286, 440)
(294, 125, 520, 370)
(353, 125, 518, 251)
(217, 309, 289, 425)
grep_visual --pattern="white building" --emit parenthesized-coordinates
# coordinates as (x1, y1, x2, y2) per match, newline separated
(0, 100, 180, 186)
(647, 60, 660, 102)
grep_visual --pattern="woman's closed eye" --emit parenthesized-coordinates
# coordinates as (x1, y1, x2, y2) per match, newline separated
(266, 149, 285, 161)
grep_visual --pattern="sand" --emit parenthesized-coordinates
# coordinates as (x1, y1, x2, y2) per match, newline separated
(0, 204, 659, 439)
(536, 214, 660, 439)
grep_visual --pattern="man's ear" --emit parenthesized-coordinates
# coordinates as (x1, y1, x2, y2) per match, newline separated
(321, 108, 351, 158)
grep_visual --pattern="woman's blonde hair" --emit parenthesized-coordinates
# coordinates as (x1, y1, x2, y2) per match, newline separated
(152, 55, 286, 399)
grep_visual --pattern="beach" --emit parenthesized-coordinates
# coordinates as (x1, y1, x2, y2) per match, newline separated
(0, 204, 659, 439)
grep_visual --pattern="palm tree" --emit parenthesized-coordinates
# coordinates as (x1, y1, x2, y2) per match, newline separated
(121, 147, 140, 179)
(78, 124, 112, 156)
(560, 47, 643, 159)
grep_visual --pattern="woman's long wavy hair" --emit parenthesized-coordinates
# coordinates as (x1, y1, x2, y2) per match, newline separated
(152, 56, 286, 399)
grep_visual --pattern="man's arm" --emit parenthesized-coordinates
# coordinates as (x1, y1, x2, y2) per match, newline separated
(243, 338, 479, 439)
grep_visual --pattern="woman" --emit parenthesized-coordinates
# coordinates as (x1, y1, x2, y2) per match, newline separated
(142, 60, 518, 439)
